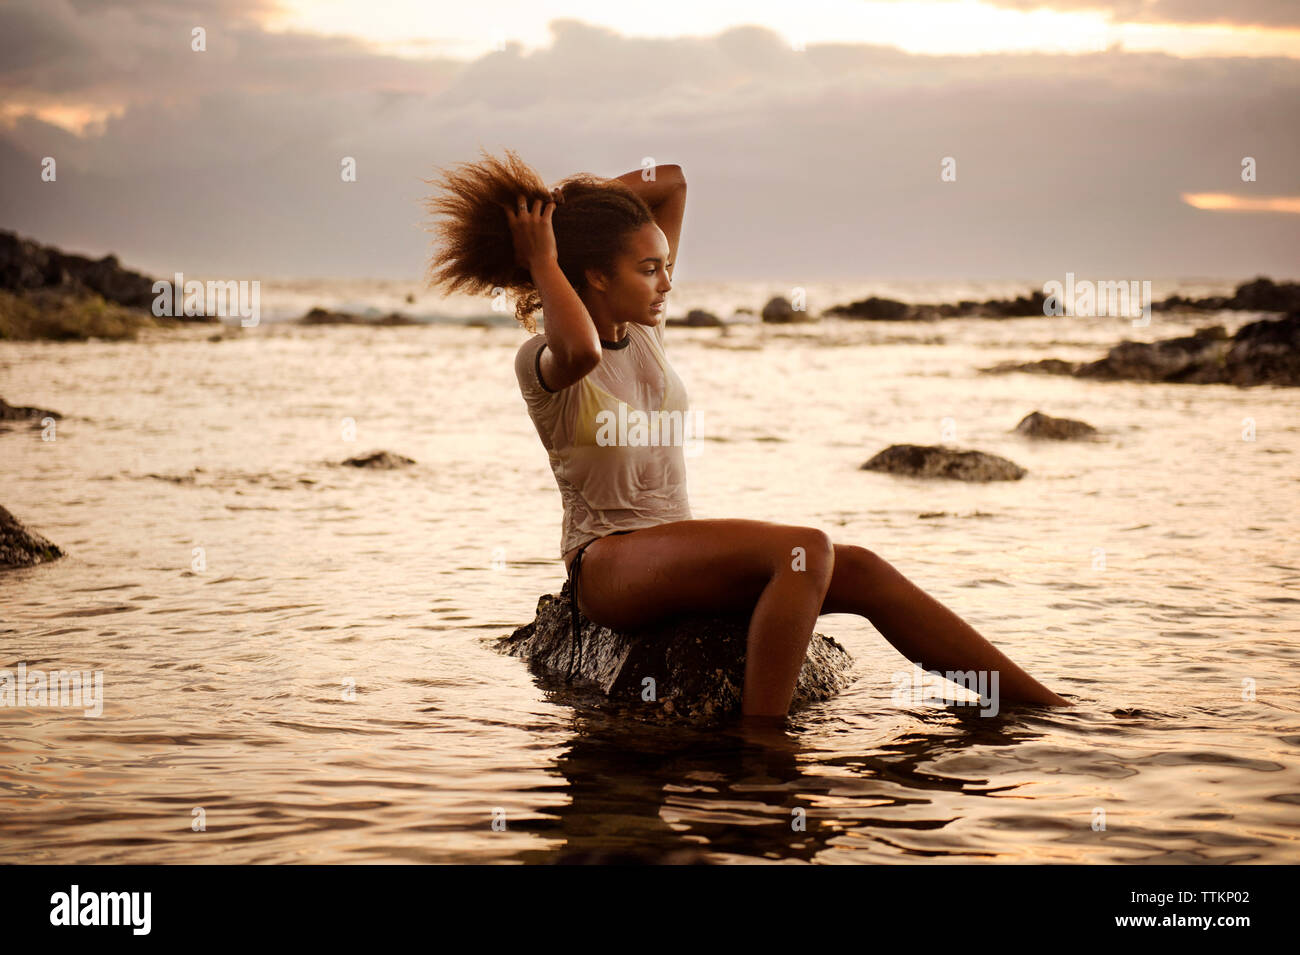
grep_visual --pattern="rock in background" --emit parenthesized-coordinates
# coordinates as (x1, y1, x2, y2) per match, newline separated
(0, 505, 65, 569)
(862, 444, 1027, 481)
(760, 296, 815, 324)
(1013, 411, 1099, 440)
(0, 396, 62, 433)
(983, 313, 1300, 387)
(0, 230, 215, 341)
(337, 450, 416, 468)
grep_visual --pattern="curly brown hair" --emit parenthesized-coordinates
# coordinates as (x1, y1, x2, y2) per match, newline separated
(422, 148, 656, 333)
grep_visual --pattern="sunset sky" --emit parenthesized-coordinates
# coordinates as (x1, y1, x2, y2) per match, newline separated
(1, 0, 1297, 281)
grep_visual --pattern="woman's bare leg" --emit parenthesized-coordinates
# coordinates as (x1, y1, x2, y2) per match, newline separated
(576, 519, 835, 718)
(821, 544, 1069, 706)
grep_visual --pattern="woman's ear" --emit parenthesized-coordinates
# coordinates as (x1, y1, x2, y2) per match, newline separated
(583, 266, 609, 293)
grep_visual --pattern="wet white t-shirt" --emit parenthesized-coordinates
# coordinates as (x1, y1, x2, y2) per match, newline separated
(514, 320, 694, 557)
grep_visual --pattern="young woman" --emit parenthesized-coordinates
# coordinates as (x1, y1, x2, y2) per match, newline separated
(425, 149, 1070, 729)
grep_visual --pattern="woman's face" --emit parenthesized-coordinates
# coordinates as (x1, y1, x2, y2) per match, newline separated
(586, 222, 673, 327)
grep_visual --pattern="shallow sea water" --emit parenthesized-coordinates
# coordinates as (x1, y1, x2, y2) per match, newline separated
(2, 308, 1298, 863)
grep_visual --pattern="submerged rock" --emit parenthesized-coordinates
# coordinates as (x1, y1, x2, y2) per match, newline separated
(338, 450, 416, 468)
(667, 308, 725, 327)
(862, 444, 1027, 481)
(298, 307, 422, 325)
(760, 296, 814, 323)
(0, 504, 65, 569)
(981, 357, 1081, 376)
(494, 584, 856, 724)
(0, 396, 62, 431)
(1013, 411, 1098, 439)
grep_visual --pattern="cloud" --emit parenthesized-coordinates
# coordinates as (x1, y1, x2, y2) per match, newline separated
(1, 10, 1297, 280)
(977, 0, 1300, 29)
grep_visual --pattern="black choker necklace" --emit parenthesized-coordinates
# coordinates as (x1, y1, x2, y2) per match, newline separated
(600, 332, 630, 349)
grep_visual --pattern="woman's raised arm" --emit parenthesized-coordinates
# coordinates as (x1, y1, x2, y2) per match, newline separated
(505, 194, 601, 390)
(613, 163, 686, 281)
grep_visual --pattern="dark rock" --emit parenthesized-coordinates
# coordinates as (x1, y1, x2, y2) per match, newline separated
(1209, 310, 1300, 386)
(493, 584, 856, 724)
(1076, 324, 1231, 382)
(1152, 293, 1230, 312)
(338, 450, 416, 468)
(1226, 277, 1300, 313)
(760, 296, 813, 323)
(980, 290, 1048, 317)
(981, 358, 1081, 376)
(1013, 411, 1098, 440)
(861, 444, 1027, 481)
(0, 232, 209, 340)
(0, 504, 64, 569)
(827, 289, 1049, 321)
(978, 313, 1300, 386)
(667, 308, 724, 327)
(826, 296, 911, 320)
(0, 396, 62, 423)
(819, 278, 1300, 325)
(1151, 277, 1300, 313)
(0, 230, 157, 308)
(299, 307, 422, 325)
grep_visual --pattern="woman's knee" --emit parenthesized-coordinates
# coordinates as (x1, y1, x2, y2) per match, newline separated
(780, 526, 835, 588)
(835, 543, 892, 583)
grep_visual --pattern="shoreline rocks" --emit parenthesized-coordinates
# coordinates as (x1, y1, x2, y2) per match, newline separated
(1, 230, 211, 341)
(862, 444, 1027, 481)
(1, 229, 157, 308)
(0, 505, 65, 569)
(1153, 277, 1300, 314)
(494, 584, 856, 724)
(825, 277, 1300, 323)
(827, 291, 1050, 321)
(984, 313, 1300, 386)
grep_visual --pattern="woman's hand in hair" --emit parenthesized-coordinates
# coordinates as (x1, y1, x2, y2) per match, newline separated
(503, 193, 559, 275)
